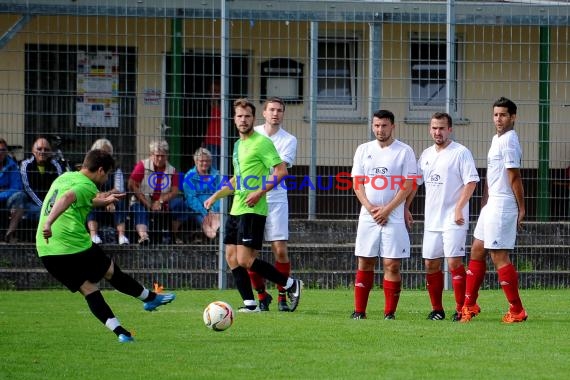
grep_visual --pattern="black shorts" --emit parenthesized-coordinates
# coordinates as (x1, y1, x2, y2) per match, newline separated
(223, 213, 266, 251)
(40, 244, 112, 293)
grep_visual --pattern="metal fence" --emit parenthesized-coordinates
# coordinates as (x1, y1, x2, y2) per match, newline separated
(0, 0, 569, 288)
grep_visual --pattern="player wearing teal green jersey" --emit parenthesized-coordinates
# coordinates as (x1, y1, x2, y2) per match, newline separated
(205, 98, 302, 312)
(37, 149, 175, 343)
(230, 130, 282, 216)
(36, 170, 98, 256)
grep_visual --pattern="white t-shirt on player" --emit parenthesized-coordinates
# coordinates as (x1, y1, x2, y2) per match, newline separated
(486, 129, 522, 212)
(351, 139, 417, 223)
(418, 141, 480, 231)
(254, 124, 297, 204)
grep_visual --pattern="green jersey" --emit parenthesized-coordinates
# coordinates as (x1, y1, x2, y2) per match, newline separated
(36, 172, 98, 257)
(231, 131, 282, 216)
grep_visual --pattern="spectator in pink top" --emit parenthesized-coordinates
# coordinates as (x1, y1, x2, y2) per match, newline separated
(127, 139, 187, 245)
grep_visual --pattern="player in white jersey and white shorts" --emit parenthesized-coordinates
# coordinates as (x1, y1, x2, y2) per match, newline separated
(460, 97, 527, 324)
(350, 109, 418, 320)
(249, 97, 298, 312)
(414, 112, 479, 322)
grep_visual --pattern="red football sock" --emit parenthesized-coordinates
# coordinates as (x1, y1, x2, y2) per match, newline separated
(426, 271, 444, 311)
(383, 279, 401, 315)
(498, 263, 523, 313)
(354, 270, 374, 313)
(464, 259, 485, 307)
(450, 266, 466, 312)
(275, 261, 291, 297)
(247, 269, 266, 300)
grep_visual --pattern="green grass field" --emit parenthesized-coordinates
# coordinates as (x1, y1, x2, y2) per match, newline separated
(2, 288, 570, 379)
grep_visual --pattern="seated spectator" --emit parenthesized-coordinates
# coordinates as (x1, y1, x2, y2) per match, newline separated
(86, 138, 129, 245)
(128, 139, 186, 245)
(9, 137, 63, 239)
(182, 147, 221, 240)
(0, 138, 24, 243)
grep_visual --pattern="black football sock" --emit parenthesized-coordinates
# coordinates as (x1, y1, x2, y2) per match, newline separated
(113, 326, 131, 337)
(85, 290, 115, 325)
(108, 263, 144, 298)
(250, 259, 288, 287)
(143, 292, 157, 302)
(232, 266, 255, 306)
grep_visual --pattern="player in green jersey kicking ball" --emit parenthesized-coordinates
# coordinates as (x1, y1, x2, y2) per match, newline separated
(36, 149, 175, 343)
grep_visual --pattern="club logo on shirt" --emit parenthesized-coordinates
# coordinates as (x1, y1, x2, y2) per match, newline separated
(425, 173, 443, 187)
(428, 174, 441, 182)
(369, 166, 388, 175)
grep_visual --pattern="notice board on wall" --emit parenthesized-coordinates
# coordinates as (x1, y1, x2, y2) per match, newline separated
(76, 51, 119, 128)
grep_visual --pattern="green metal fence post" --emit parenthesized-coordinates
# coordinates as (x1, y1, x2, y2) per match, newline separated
(538, 25, 550, 221)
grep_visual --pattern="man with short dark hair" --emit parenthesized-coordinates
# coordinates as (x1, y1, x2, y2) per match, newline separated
(350, 109, 417, 320)
(460, 97, 527, 323)
(37, 149, 175, 343)
(415, 112, 479, 321)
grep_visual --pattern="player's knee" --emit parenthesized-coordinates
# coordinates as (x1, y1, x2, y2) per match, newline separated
(274, 251, 288, 262)
(383, 259, 401, 275)
(447, 258, 464, 271)
(424, 258, 442, 272)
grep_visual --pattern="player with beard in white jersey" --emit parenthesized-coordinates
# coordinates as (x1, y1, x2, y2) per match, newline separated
(249, 97, 298, 312)
(460, 97, 527, 324)
(413, 112, 479, 322)
(350, 109, 418, 320)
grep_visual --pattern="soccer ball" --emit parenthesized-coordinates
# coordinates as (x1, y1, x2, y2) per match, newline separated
(203, 301, 234, 331)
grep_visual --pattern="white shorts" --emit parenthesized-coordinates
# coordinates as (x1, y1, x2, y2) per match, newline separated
(422, 229, 468, 259)
(355, 214, 410, 259)
(473, 204, 517, 250)
(264, 202, 289, 241)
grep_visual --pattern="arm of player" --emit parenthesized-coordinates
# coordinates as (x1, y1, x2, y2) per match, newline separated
(245, 162, 288, 207)
(378, 178, 416, 225)
(404, 187, 417, 230)
(481, 180, 489, 208)
(42, 190, 77, 242)
(507, 167, 525, 229)
(454, 181, 477, 225)
(93, 192, 125, 209)
(204, 176, 236, 210)
(353, 176, 378, 217)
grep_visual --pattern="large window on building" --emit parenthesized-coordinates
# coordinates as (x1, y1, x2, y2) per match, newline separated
(409, 35, 460, 119)
(24, 44, 137, 170)
(316, 36, 361, 120)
